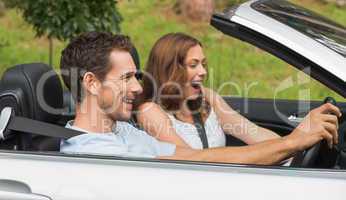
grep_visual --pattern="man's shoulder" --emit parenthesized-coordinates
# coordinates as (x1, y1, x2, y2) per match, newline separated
(116, 121, 142, 132)
(116, 121, 151, 138)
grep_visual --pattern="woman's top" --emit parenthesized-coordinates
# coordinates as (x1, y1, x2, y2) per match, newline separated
(167, 108, 226, 149)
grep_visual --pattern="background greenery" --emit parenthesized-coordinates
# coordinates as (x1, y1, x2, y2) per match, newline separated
(0, 0, 345, 101)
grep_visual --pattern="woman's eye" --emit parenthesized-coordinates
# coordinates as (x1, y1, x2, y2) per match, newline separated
(189, 63, 198, 68)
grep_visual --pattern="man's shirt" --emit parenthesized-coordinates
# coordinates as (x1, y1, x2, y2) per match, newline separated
(60, 121, 176, 158)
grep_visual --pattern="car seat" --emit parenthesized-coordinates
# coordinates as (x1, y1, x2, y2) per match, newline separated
(0, 63, 65, 151)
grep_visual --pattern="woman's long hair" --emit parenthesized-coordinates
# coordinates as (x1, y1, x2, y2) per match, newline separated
(141, 32, 209, 115)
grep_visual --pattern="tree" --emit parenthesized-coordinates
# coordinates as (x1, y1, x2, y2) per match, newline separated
(4, 0, 123, 66)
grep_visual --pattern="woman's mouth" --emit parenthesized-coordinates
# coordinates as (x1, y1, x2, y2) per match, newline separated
(123, 98, 134, 104)
(191, 80, 202, 90)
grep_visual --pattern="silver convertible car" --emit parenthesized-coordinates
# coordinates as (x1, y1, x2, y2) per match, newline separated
(0, 0, 346, 199)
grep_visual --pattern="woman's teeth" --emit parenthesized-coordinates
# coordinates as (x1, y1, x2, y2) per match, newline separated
(124, 98, 134, 104)
(191, 81, 202, 89)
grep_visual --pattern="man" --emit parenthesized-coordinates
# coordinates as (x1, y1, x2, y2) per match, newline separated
(60, 31, 340, 165)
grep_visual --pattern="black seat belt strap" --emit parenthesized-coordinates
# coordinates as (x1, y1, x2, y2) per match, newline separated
(192, 112, 209, 149)
(5, 116, 84, 140)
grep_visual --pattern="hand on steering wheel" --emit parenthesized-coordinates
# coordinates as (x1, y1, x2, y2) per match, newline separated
(290, 97, 341, 168)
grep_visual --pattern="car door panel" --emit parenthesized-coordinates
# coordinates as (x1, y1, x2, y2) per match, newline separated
(222, 96, 346, 146)
(1, 152, 346, 200)
(0, 179, 52, 200)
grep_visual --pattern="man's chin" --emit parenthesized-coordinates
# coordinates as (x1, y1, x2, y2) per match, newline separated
(110, 112, 132, 122)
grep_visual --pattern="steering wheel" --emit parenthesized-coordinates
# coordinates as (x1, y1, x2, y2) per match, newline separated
(290, 97, 340, 168)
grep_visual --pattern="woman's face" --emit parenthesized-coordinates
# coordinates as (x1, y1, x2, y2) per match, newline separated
(183, 44, 207, 100)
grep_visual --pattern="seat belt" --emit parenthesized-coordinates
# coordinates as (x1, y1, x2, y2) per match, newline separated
(192, 112, 209, 149)
(0, 107, 84, 140)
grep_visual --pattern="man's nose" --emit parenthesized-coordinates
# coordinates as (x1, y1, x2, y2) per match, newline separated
(131, 77, 143, 95)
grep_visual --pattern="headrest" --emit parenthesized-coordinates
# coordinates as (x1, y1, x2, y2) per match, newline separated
(0, 63, 63, 123)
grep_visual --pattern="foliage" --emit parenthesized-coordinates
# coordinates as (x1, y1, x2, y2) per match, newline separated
(0, 0, 345, 100)
(3, 0, 122, 40)
(227, 0, 247, 6)
(214, 0, 247, 11)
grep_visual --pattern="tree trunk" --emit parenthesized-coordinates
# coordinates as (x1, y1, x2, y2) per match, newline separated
(0, 1, 5, 17)
(49, 37, 53, 67)
(176, 0, 215, 22)
(323, 0, 346, 6)
(336, 0, 346, 6)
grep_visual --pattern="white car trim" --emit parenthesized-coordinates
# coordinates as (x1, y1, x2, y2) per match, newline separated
(2, 152, 346, 179)
(231, 0, 346, 82)
(1, 152, 346, 200)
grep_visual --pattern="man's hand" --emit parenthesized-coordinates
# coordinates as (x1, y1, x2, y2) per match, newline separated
(287, 103, 341, 151)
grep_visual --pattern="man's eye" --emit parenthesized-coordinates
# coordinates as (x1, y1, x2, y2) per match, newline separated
(135, 72, 143, 80)
(124, 75, 132, 82)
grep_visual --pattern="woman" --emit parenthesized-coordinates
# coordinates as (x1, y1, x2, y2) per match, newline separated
(136, 32, 280, 149)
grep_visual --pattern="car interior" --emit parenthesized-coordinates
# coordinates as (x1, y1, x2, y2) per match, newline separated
(0, 45, 345, 169)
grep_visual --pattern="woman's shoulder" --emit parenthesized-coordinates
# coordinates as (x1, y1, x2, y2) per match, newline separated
(138, 101, 160, 111)
(203, 87, 223, 106)
(137, 101, 170, 118)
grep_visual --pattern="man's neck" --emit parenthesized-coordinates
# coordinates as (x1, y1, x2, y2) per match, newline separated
(72, 99, 115, 133)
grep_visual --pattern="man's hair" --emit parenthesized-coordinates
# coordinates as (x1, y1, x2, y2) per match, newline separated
(60, 31, 133, 103)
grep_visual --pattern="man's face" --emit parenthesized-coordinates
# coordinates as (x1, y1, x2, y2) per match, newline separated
(97, 50, 143, 121)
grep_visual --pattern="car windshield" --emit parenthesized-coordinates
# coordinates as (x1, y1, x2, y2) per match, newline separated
(251, 0, 346, 58)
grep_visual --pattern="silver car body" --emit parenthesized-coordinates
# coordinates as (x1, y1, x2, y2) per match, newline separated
(1, 152, 346, 200)
(1, 0, 346, 199)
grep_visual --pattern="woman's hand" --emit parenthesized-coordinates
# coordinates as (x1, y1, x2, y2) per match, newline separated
(286, 103, 341, 150)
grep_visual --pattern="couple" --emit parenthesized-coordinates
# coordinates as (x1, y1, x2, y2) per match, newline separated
(60, 31, 340, 165)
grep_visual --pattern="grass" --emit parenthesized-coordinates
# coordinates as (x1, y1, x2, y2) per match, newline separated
(0, 0, 345, 101)
(0, 9, 66, 74)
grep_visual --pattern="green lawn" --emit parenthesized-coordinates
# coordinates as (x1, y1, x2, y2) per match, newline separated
(0, 0, 345, 101)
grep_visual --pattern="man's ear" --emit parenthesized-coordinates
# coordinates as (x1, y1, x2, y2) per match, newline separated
(82, 72, 100, 95)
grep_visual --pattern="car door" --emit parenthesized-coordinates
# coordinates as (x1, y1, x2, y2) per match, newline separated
(224, 96, 346, 145)
(1, 151, 346, 200)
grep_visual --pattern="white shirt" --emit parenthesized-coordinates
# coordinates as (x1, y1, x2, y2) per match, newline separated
(60, 121, 176, 158)
(168, 109, 226, 149)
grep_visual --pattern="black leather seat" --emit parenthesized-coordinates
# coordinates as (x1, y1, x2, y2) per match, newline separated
(0, 63, 65, 151)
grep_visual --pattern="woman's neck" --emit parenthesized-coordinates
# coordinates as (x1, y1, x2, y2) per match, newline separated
(174, 102, 194, 123)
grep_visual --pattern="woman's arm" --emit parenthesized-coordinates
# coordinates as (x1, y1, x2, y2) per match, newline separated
(137, 102, 190, 148)
(203, 87, 280, 145)
(161, 102, 340, 164)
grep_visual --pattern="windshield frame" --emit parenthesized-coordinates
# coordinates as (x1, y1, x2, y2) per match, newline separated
(251, 0, 346, 58)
